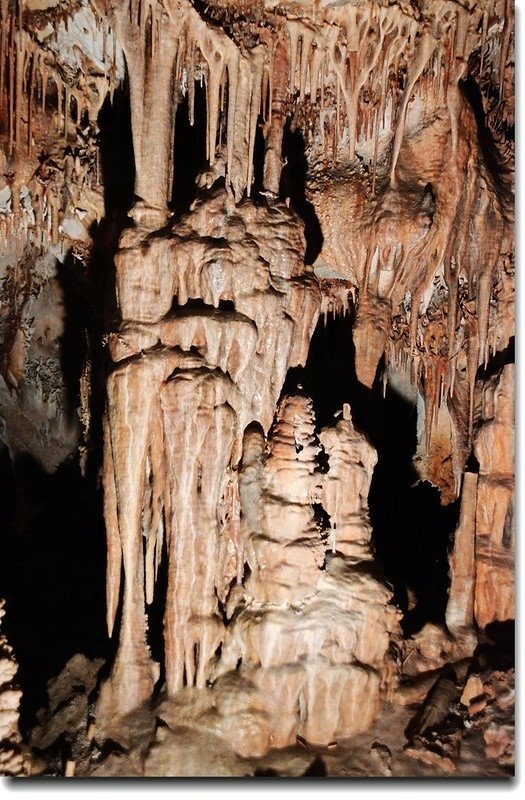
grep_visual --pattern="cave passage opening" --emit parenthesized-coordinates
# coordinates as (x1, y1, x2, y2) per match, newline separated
(280, 121, 324, 264)
(283, 310, 460, 635)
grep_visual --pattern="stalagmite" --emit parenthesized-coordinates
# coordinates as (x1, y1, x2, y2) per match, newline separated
(214, 394, 400, 755)
(472, 363, 515, 629)
(446, 471, 478, 635)
(97, 189, 320, 722)
(263, 38, 288, 195)
(320, 403, 377, 558)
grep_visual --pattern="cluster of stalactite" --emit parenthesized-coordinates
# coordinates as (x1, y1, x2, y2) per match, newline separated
(96, 0, 514, 751)
(105, 0, 513, 201)
(307, 0, 514, 503)
(1, 2, 514, 487)
(0, 1, 125, 479)
(90, 0, 515, 503)
(0, 0, 123, 253)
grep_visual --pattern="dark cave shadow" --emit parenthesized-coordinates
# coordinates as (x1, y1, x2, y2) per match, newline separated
(473, 620, 515, 672)
(283, 311, 460, 634)
(170, 82, 208, 216)
(83, 78, 137, 473)
(476, 335, 515, 382)
(0, 449, 109, 734)
(280, 122, 324, 264)
(147, 537, 169, 689)
(56, 252, 90, 424)
(254, 756, 327, 778)
(170, 82, 268, 215)
(54, 78, 138, 478)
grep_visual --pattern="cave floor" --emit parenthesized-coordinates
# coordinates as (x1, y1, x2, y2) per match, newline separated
(30, 659, 513, 779)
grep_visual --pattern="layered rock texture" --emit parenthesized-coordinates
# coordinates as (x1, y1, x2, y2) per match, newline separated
(0, 0, 515, 779)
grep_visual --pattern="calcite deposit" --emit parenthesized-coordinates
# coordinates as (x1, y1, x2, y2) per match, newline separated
(0, 0, 515, 780)
(0, 601, 28, 776)
(213, 398, 400, 754)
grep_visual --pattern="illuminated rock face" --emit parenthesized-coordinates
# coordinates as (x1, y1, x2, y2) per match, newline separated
(98, 191, 322, 724)
(0, 0, 514, 769)
(446, 362, 515, 638)
(97, 186, 400, 754)
(213, 399, 400, 755)
(0, 601, 26, 776)
(472, 362, 515, 629)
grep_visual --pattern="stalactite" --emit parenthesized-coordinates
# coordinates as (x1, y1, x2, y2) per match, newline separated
(7, 12, 15, 155)
(245, 48, 264, 196)
(263, 38, 288, 195)
(0, 0, 7, 106)
(287, 19, 300, 95)
(389, 30, 436, 186)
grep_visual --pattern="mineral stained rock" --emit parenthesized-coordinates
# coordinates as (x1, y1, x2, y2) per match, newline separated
(0, 0, 514, 779)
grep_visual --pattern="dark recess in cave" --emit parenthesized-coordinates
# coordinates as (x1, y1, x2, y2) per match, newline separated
(0, 448, 109, 733)
(476, 335, 515, 382)
(171, 82, 208, 215)
(170, 81, 268, 214)
(283, 311, 460, 634)
(56, 252, 90, 423)
(87, 77, 137, 469)
(280, 122, 324, 264)
(145, 537, 169, 691)
(98, 80, 136, 215)
(460, 74, 514, 206)
(252, 114, 267, 200)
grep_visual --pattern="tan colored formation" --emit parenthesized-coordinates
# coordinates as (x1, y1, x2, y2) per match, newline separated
(1, 0, 123, 473)
(98, 185, 401, 752)
(0, 601, 27, 775)
(211, 398, 400, 754)
(97, 189, 321, 728)
(472, 362, 515, 627)
(0, 0, 122, 252)
(0, 0, 515, 772)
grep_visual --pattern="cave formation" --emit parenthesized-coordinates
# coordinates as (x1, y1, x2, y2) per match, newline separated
(0, 0, 515, 779)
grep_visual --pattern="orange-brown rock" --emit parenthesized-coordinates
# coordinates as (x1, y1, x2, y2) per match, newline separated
(472, 363, 515, 629)
(98, 192, 320, 723)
